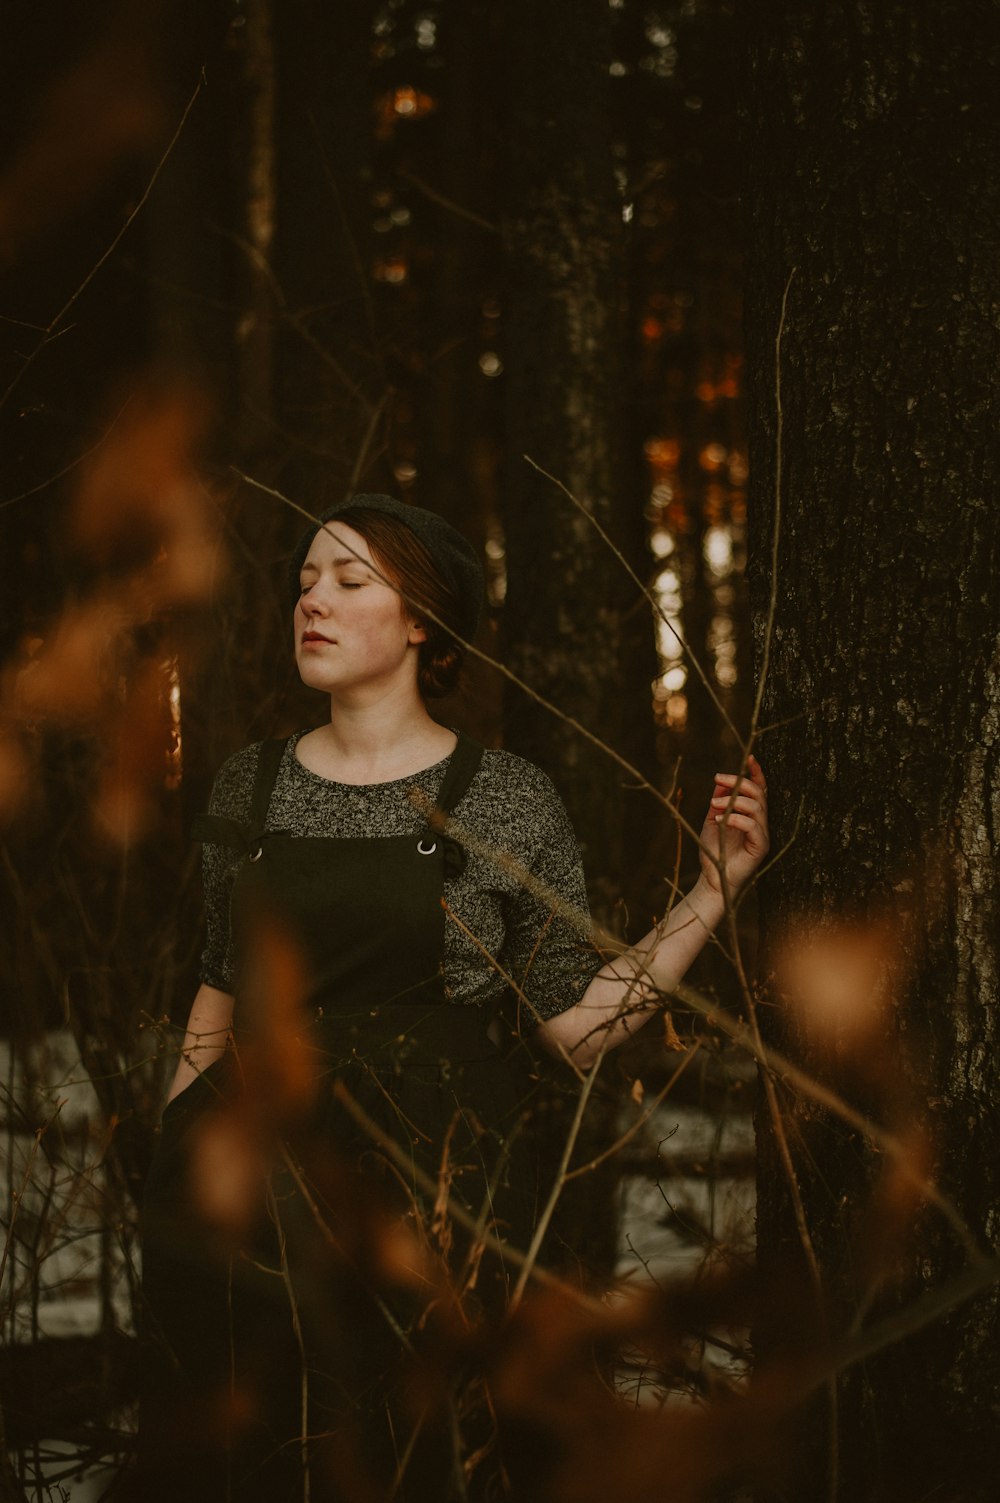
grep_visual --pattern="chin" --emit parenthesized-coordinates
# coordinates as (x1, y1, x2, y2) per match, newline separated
(295, 660, 331, 692)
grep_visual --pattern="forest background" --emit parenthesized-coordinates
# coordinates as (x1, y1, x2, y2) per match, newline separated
(1, 1, 998, 1501)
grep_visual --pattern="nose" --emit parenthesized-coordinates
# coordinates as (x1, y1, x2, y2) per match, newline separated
(299, 585, 328, 618)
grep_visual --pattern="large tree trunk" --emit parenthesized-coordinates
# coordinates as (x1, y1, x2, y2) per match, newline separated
(500, 0, 651, 926)
(743, 3, 1000, 1498)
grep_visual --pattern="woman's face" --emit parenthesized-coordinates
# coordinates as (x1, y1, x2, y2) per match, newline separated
(294, 522, 426, 699)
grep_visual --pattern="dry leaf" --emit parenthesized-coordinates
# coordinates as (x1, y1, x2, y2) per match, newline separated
(663, 1012, 685, 1051)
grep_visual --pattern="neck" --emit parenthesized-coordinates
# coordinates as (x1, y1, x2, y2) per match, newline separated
(308, 685, 455, 783)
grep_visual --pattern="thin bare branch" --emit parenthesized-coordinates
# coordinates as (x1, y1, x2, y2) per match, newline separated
(330, 1081, 604, 1314)
(793, 1255, 1000, 1402)
(0, 393, 136, 511)
(522, 454, 742, 745)
(0, 78, 204, 413)
(509, 1057, 604, 1310)
(396, 169, 499, 234)
(563, 1045, 702, 1181)
(750, 265, 795, 738)
(671, 976, 986, 1264)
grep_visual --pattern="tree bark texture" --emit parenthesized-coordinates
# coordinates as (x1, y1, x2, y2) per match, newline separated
(500, 0, 650, 927)
(742, 3, 1000, 1498)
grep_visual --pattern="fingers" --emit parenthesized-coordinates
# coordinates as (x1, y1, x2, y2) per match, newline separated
(712, 780, 764, 809)
(701, 755, 770, 884)
(709, 760, 770, 851)
(710, 808, 767, 839)
(710, 793, 758, 816)
(711, 812, 756, 832)
(709, 751, 763, 799)
(714, 753, 766, 799)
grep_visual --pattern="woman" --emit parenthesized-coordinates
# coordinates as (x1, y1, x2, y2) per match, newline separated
(137, 493, 768, 1503)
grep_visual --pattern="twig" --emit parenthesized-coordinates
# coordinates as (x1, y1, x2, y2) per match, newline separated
(396, 169, 499, 234)
(792, 1255, 1000, 1401)
(265, 1181, 311, 1503)
(523, 454, 742, 745)
(438, 896, 587, 1083)
(729, 883, 837, 1496)
(0, 1105, 63, 1313)
(350, 388, 394, 487)
(510, 1054, 604, 1310)
(329, 1081, 604, 1314)
(223, 228, 376, 415)
(385, 1399, 435, 1502)
(308, 110, 385, 373)
(670, 977, 985, 1264)
(0, 393, 136, 511)
(563, 1044, 701, 1181)
(0, 78, 204, 414)
(275, 1143, 417, 1352)
(749, 265, 795, 740)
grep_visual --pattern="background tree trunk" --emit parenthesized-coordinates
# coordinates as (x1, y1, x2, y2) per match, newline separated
(743, 3, 1000, 1497)
(500, 0, 653, 925)
(500, 0, 658, 1281)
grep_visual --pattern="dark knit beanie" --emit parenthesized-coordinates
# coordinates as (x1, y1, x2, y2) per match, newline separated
(287, 493, 484, 642)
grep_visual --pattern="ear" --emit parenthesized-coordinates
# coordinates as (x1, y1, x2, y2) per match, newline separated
(407, 618, 428, 645)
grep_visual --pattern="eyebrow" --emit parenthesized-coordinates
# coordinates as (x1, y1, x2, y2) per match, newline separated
(300, 555, 369, 573)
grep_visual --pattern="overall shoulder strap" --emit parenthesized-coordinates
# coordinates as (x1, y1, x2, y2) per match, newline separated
(190, 738, 291, 850)
(249, 736, 290, 830)
(434, 733, 484, 817)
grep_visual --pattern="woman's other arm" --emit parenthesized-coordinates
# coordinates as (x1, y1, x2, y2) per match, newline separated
(535, 755, 768, 1067)
(165, 982, 235, 1104)
(167, 744, 254, 1105)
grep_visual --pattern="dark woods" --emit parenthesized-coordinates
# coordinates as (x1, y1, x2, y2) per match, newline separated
(2, 1, 998, 1500)
(743, 3, 1000, 1497)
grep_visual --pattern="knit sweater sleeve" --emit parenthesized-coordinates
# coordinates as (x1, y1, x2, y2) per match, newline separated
(485, 757, 601, 1024)
(197, 742, 261, 993)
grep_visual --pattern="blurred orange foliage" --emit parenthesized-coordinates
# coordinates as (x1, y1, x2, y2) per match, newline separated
(2, 386, 222, 840)
(0, 21, 164, 262)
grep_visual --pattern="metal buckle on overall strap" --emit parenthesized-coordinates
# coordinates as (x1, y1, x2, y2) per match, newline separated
(415, 825, 466, 876)
(190, 813, 292, 862)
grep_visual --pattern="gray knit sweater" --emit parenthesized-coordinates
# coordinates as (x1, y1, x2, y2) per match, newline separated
(199, 730, 600, 1022)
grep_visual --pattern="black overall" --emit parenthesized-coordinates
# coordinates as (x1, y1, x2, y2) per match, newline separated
(137, 732, 536, 1503)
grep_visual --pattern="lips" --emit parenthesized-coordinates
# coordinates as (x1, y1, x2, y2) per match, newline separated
(301, 632, 333, 644)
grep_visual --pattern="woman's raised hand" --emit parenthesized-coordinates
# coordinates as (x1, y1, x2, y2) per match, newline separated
(697, 752, 769, 896)
(540, 753, 769, 1066)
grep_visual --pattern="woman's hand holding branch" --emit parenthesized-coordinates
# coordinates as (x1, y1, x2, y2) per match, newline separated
(698, 751, 769, 897)
(535, 754, 769, 1067)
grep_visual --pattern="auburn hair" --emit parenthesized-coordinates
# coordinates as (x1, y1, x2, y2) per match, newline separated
(324, 507, 466, 699)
